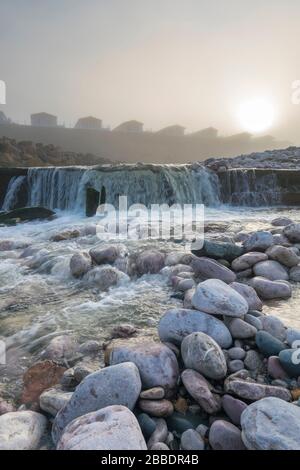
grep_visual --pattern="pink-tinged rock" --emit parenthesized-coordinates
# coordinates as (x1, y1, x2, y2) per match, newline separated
(181, 369, 221, 414)
(138, 399, 174, 418)
(230, 282, 263, 311)
(232, 252, 268, 272)
(89, 244, 123, 265)
(224, 377, 291, 402)
(135, 250, 165, 275)
(221, 394, 247, 425)
(250, 277, 292, 300)
(70, 252, 92, 278)
(209, 420, 246, 450)
(267, 356, 289, 380)
(191, 257, 236, 283)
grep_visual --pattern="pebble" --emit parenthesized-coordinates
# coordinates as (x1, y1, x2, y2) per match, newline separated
(228, 347, 246, 360)
(221, 394, 247, 426)
(181, 369, 221, 414)
(138, 399, 174, 418)
(181, 429, 205, 450)
(209, 420, 246, 450)
(256, 330, 286, 357)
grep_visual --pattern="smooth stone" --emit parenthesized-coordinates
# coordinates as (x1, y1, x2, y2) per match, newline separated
(230, 281, 263, 311)
(283, 223, 300, 243)
(241, 397, 300, 450)
(236, 268, 253, 279)
(253, 260, 289, 281)
(267, 356, 289, 380)
(209, 420, 246, 450)
(108, 338, 179, 395)
(166, 414, 194, 434)
(158, 308, 232, 349)
(52, 362, 141, 444)
(286, 328, 300, 347)
(138, 399, 173, 418)
(289, 265, 300, 282)
(224, 377, 291, 402)
(0, 411, 47, 450)
(150, 442, 169, 450)
(228, 360, 244, 373)
(244, 350, 263, 371)
(225, 318, 257, 339)
(191, 257, 236, 283)
(136, 250, 165, 275)
(137, 413, 157, 439)
(243, 231, 274, 252)
(39, 388, 73, 416)
(221, 394, 247, 426)
(57, 405, 147, 450)
(89, 244, 122, 265)
(70, 252, 92, 278)
(78, 340, 101, 355)
(196, 424, 209, 438)
(181, 429, 205, 450)
(228, 347, 246, 360)
(83, 266, 129, 290)
(147, 418, 168, 447)
(191, 240, 244, 262)
(192, 279, 248, 318)
(231, 252, 268, 272)
(279, 349, 300, 378)
(261, 315, 286, 341)
(244, 313, 263, 330)
(266, 245, 299, 268)
(181, 369, 221, 414)
(165, 252, 191, 266)
(176, 278, 195, 292)
(181, 332, 227, 380)
(256, 330, 286, 358)
(271, 217, 293, 227)
(250, 277, 292, 300)
(140, 387, 165, 400)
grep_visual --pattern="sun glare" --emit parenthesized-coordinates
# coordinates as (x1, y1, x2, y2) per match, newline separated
(237, 98, 275, 133)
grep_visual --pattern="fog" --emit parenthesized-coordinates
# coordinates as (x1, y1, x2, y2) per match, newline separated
(1, 0, 300, 143)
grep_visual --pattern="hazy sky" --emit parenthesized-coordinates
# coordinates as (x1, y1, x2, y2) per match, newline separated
(1, 0, 300, 142)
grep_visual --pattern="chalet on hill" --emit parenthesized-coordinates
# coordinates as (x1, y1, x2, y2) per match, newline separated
(113, 120, 143, 133)
(31, 112, 57, 128)
(157, 125, 185, 137)
(74, 116, 102, 130)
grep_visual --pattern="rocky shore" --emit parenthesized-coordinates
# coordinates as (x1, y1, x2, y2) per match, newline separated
(1, 217, 300, 450)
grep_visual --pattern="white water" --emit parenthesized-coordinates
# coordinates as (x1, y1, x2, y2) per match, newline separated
(2, 176, 27, 211)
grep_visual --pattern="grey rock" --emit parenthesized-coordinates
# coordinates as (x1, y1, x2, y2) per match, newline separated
(70, 252, 92, 278)
(224, 377, 291, 402)
(39, 388, 73, 416)
(271, 217, 293, 227)
(231, 252, 268, 271)
(228, 360, 244, 373)
(0, 411, 47, 450)
(84, 266, 129, 290)
(283, 223, 300, 243)
(181, 369, 221, 414)
(289, 265, 300, 282)
(89, 244, 122, 265)
(225, 318, 257, 339)
(191, 257, 236, 283)
(266, 245, 299, 268)
(230, 282, 263, 311)
(243, 231, 274, 252)
(286, 328, 300, 347)
(221, 394, 247, 426)
(261, 315, 286, 342)
(228, 347, 246, 360)
(147, 418, 168, 447)
(256, 330, 286, 357)
(209, 420, 246, 450)
(181, 429, 205, 450)
(253, 260, 289, 281)
(191, 240, 243, 262)
(244, 313, 263, 330)
(244, 350, 263, 371)
(250, 277, 292, 300)
(136, 250, 165, 275)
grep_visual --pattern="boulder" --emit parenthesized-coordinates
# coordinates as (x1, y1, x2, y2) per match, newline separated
(260, 315, 286, 342)
(181, 369, 221, 414)
(181, 332, 227, 380)
(57, 405, 147, 450)
(250, 277, 292, 300)
(191, 257, 236, 283)
(224, 318, 257, 339)
(209, 420, 246, 450)
(52, 362, 141, 444)
(241, 397, 300, 450)
(243, 231, 274, 252)
(89, 244, 123, 265)
(271, 217, 293, 227)
(253, 260, 289, 281)
(283, 223, 300, 243)
(70, 252, 92, 278)
(191, 240, 244, 262)
(83, 266, 129, 290)
(0, 411, 47, 450)
(231, 252, 268, 272)
(266, 245, 299, 268)
(0, 206, 55, 223)
(158, 308, 232, 349)
(135, 250, 165, 275)
(107, 338, 179, 395)
(289, 265, 300, 282)
(230, 282, 263, 311)
(192, 279, 248, 318)
(21, 360, 66, 405)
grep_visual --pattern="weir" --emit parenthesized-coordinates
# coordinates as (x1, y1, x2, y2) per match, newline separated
(1, 165, 300, 213)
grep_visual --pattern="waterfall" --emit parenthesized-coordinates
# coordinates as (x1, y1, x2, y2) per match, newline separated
(2, 175, 27, 211)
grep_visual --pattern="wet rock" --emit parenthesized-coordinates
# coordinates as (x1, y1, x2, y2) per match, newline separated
(39, 388, 73, 416)
(0, 411, 48, 450)
(41, 335, 78, 361)
(243, 231, 274, 252)
(228, 347, 246, 360)
(89, 244, 123, 265)
(137, 413, 157, 439)
(84, 266, 129, 290)
(230, 282, 263, 311)
(192, 279, 248, 318)
(110, 323, 137, 339)
(266, 245, 299, 268)
(271, 217, 293, 227)
(147, 418, 168, 447)
(181, 332, 227, 380)
(181, 369, 221, 414)
(250, 277, 292, 300)
(228, 360, 244, 373)
(267, 356, 289, 380)
(224, 318, 257, 339)
(0, 206, 55, 223)
(140, 387, 165, 400)
(136, 250, 165, 275)
(191, 257, 236, 283)
(286, 328, 300, 347)
(78, 340, 101, 356)
(231, 252, 268, 271)
(256, 330, 286, 357)
(221, 394, 247, 425)
(253, 260, 289, 281)
(57, 405, 147, 450)
(261, 315, 286, 341)
(209, 420, 246, 450)
(279, 349, 300, 377)
(21, 360, 66, 406)
(52, 229, 80, 242)
(289, 265, 300, 282)
(224, 376, 291, 402)
(244, 350, 263, 371)
(181, 429, 205, 450)
(52, 362, 141, 444)
(138, 399, 174, 418)
(165, 252, 190, 266)
(70, 252, 92, 278)
(283, 223, 300, 243)
(158, 308, 232, 349)
(107, 338, 179, 395)
(60, 368, 77, 390)
(241, 397, 300, 450)
(191, 240, 243, 262)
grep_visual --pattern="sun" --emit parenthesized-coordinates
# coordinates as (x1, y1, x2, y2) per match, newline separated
(237, 98, 275, 133)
